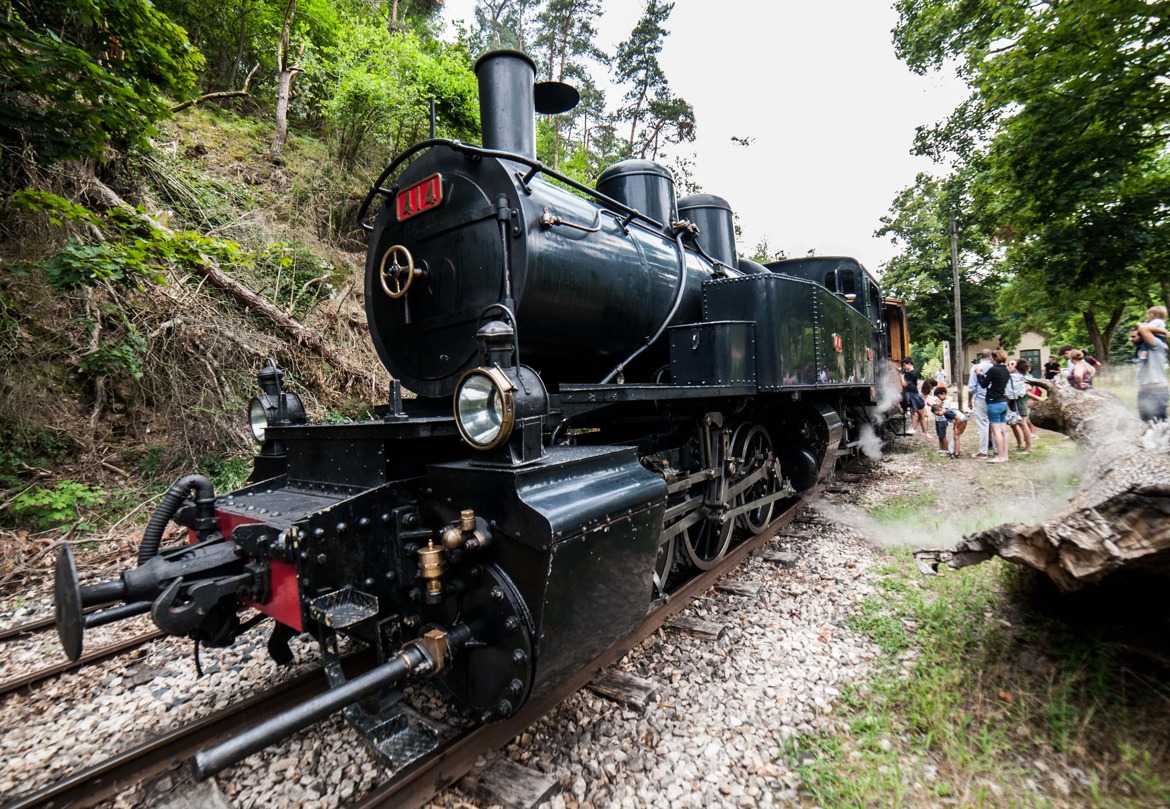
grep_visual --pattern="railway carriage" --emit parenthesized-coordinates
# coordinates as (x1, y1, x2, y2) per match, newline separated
(55, 49, 907, 777)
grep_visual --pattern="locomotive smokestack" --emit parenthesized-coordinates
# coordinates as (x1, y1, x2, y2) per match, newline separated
(475, 50, 537, 159)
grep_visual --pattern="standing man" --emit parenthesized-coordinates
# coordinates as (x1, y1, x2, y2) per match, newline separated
(968, 349, 995, 457)
(1133, 323, 1168, 422)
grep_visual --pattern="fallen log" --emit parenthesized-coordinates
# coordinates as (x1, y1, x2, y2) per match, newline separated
(915, 375, 1170, 591)
(81, 175, 381, 393)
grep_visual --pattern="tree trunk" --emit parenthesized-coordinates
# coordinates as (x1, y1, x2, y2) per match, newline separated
(271, 0, 297, 159)
(915, 376, 1170, 591)
(1083, 305, 1125, 363)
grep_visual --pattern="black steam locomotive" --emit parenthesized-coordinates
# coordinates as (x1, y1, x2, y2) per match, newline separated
(55, 50, 906, 777)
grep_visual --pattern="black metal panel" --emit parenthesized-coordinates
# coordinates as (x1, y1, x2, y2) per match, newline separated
(286, 435, 386, 491)
(292, 483, 420, 643)
(268, 420, 464, 491)
(552, 382, 758, 420)
(668, 321, 756, 385)
(423, 446, 666, 701)
(702, 274, 817, 388)
(704, 273, 875, 391)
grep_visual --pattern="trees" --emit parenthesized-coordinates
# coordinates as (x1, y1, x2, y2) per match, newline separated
(892, 0, 1170, 358)
(0, 0, 202, 166)
(314, 24, 479, 168)
(876, 174, 1002, 353)
(612, 0, 694, 160)
(470, 0, 542, 52)
(531, 0, 605, 169)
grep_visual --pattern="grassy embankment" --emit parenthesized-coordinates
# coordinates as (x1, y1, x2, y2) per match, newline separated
(1, 105, 379, 580)
(788, 436, 1170, 807)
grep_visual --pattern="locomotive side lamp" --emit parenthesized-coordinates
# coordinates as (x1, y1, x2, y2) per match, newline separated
(248, 360, 306, 446)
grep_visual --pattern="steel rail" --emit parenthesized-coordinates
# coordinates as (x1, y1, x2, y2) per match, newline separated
(0, 630, 166, 698)
(1, 656, 374, 809)
(0, 604, 114, 643)
(351, 496, 808, 809)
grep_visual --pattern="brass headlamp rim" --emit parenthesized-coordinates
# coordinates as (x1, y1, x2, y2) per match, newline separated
(454, 366, 516, 450)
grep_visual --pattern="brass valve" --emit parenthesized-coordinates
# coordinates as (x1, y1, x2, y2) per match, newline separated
(417, 539, 445, 604)
(440, 509, 491, 552)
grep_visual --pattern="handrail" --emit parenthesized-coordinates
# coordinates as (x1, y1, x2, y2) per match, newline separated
(356, 139, 669, 234)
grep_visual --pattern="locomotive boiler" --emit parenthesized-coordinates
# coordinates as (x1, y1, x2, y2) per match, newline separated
(54, 49, 905, 778)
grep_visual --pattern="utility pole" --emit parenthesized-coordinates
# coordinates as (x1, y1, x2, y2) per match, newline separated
(950, 212, 963, 404)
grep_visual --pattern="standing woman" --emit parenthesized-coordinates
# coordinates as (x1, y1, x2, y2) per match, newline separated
(1013, 358, 1039, 444)
(977, 350, 1012, 463)
(1007, 358, 1033, 454)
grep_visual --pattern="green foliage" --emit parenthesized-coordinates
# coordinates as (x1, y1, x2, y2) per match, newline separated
(0, 0, 203, 164)
(876, 173, 1004, 354)
(155, 0, 338, 96)
(8, 480, 107, 529)
(251, 240, 342, 315)
(305, 24, 478, 168)
(892, 0, 1170, 360)
(865, 490, 938, 523)
(11, 189, 250, 292)
(0, 419, 75, 488)
(194, 454, 252, 491)
(794, 551, 1170, 806)
(77, 326, 148, 380)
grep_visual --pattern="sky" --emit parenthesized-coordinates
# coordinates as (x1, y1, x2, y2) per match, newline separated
(439, 0, 970, 275)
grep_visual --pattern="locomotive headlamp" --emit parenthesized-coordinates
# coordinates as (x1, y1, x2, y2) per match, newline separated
(454, 364, 548, 461)
(248, 360, 306, 446)
(455, 366, 516, 450)
(249, 396, 274, 443)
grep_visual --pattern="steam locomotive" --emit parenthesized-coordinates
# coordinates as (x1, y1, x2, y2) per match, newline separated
(54, 50, 908, 778)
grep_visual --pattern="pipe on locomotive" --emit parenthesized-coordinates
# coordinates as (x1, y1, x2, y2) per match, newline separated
(193, 625, 473, 779)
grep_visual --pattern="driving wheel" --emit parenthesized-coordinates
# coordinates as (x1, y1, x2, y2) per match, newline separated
(731, 423, 777, 534)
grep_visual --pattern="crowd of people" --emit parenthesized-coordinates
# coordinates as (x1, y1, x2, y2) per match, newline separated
(897, 353, 1041, 463)
(894, 305, 1170, 463)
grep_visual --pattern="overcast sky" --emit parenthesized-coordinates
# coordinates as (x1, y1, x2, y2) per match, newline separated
(439, 0, 970, 275)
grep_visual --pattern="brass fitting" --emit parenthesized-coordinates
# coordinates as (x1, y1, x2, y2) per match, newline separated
(440, 525, 463, 550)
(406, 628, 450, 675)
(439, 510, 491, 553)
(417, 539, 445, 604)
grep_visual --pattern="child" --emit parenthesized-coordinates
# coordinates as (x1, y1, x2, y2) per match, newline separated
(1145, 305, 1168, 347)
(928, 385, 967, 457)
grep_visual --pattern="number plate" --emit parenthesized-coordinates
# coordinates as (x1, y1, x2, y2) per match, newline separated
(396, 173, 443, 221)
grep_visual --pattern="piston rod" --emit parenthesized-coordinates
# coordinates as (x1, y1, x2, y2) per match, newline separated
(193, 626, 470, 779)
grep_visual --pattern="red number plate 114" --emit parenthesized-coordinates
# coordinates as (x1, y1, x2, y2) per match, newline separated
(396, 173, 443, 221)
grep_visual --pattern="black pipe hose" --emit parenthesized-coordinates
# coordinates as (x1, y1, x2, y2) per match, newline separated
(138, 474, 216, 566)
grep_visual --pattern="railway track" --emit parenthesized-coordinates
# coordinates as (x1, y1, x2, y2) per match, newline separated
(1, 654, 376, 809)
(1, 498, 804, 809)
(0, 604, 162, 697)
(0, 629, 165, 697)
